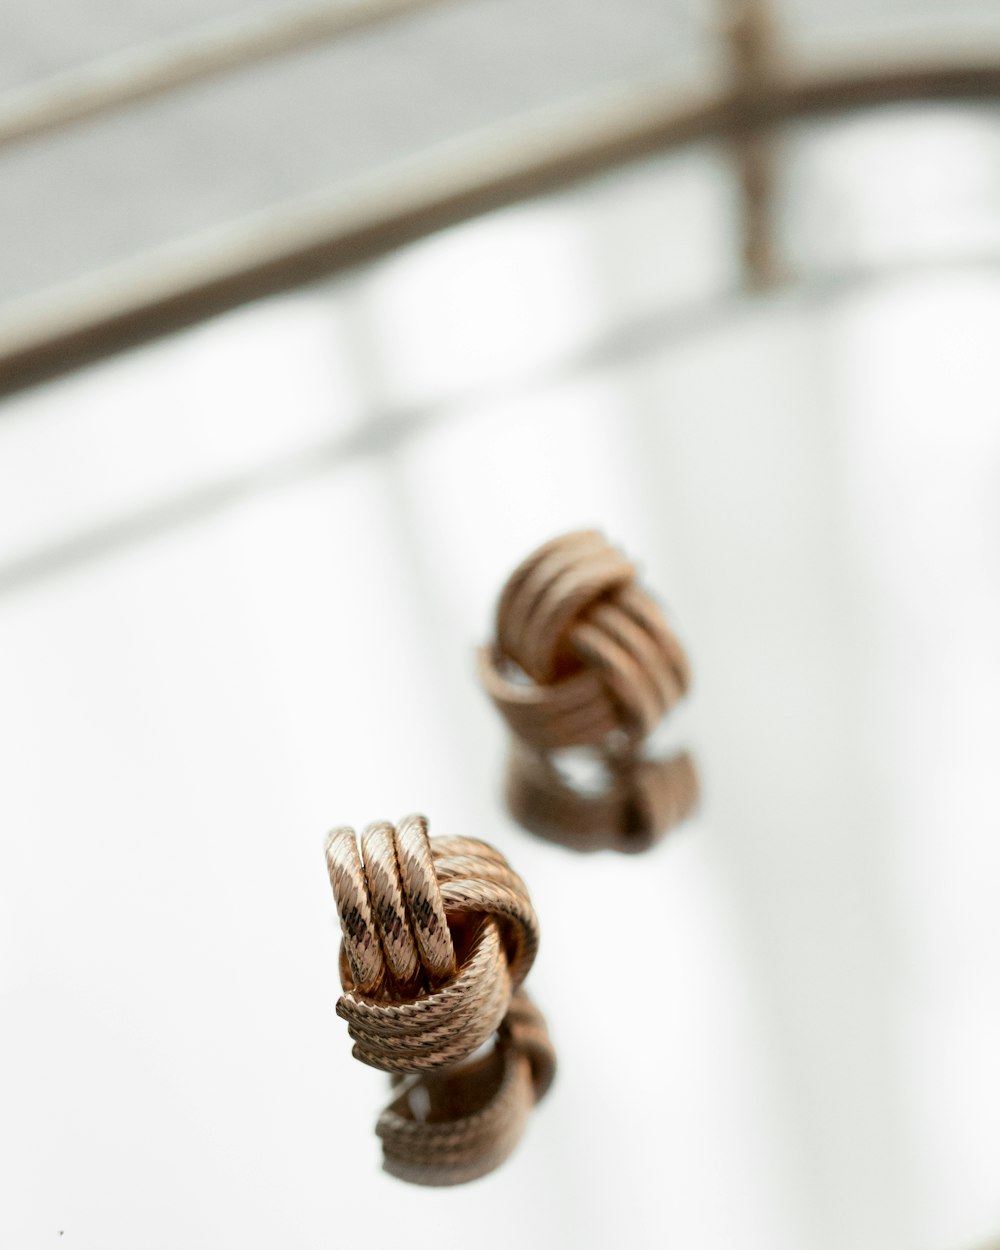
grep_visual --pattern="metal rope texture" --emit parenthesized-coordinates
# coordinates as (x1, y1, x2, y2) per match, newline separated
(325, 814, 539, 1072)
(376, 991, 556, 1185)
(479, 530, 690, 750)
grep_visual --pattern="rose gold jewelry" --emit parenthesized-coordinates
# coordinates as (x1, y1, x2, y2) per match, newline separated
(505, 738, 699, 854)
(481, 531, 698, 852)
(325, 814, 539, 1072)
(479, 530, 690, 751)
(376, 991, 556, 1186)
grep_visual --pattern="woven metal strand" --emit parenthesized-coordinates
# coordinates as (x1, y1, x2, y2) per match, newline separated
(480, 530, 691, 750)
(376, 991, 556, 1186)
(325, 815, 538, 1073)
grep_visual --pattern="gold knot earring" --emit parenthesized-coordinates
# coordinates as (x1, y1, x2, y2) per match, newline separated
(479, 529, 690, 751)
(481, 531, 698, 852)
(324, 814, 552, 1183)
(325, 814, 538, 1070)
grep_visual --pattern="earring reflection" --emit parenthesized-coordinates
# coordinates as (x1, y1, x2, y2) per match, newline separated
(377, 991, 556, 1186)
(505, 738, 700, 854)
(481, 530, 698, 852)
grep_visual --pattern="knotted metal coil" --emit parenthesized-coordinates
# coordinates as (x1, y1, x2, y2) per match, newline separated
(325, 814, 539, 1073)
(377, 991, 556, 1186)
(479, 530, 690, 751)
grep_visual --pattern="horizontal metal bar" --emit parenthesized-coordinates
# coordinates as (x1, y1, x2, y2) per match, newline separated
(0, 0, 452, 150)
(2, 52, 999, 399)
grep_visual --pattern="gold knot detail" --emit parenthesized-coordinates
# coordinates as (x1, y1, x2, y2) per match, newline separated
(376, 991, 556, 1186)
(325, 814, 539, 1072)
(479, 530, 690, 750)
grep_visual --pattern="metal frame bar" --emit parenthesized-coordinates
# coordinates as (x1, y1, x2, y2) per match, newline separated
(0, 0, 453, 150)
(2, 50, 999, 398)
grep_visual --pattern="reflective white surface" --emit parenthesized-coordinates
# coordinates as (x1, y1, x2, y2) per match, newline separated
(2, 116, 1000, 1250)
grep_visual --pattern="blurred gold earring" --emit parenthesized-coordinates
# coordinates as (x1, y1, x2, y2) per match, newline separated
(481, 531, 699, 852)
(479, 530, 690, 752)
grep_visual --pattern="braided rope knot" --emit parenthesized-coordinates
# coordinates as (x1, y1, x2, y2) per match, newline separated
(325, 814, 538, 1073)
(479, 531, 691, 751)
(376, 991, 556, 1186)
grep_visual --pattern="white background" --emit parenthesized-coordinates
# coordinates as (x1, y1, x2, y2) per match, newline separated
(3, 6, 1000, 1247)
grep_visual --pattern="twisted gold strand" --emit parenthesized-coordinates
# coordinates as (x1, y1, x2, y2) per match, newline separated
(376, 991, 556, 1186)
(325, 816, 538, 1073)
(480, 531, 690, 751)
